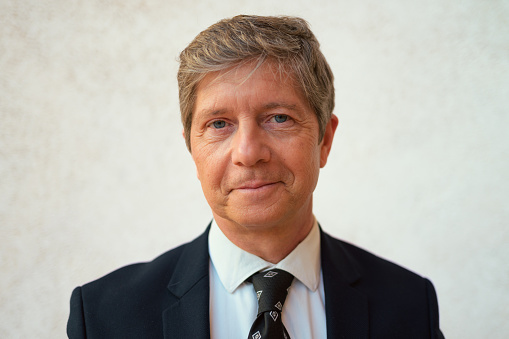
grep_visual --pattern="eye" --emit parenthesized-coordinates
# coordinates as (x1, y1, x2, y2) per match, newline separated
(212, 120, 226, 129)
(273, 114, 288, 123)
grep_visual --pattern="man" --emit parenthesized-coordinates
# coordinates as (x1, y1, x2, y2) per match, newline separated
(68, 15, 444, 338)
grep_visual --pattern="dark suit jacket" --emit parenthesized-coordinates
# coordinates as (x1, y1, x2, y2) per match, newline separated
(67, 226, 444, 338)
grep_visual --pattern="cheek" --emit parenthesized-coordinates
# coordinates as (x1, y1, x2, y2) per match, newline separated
(192, 147, 211, 182)
(285, 140, 322, 180)
(194, 150, 226, 188)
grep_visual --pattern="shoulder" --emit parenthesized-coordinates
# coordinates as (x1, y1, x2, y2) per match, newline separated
(67, 228, 210, 337)
(321, 230, 443, 337)
(81, 240, 188, 296)
(321, 229, 427, 286)
(80, 226, 209, 298)
(74, 240, 190, 321)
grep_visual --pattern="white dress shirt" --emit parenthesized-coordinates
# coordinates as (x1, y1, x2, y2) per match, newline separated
(208, 218, 327, 338)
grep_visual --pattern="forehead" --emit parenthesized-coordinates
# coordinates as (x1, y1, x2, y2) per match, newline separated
(194, 61, 309, 113)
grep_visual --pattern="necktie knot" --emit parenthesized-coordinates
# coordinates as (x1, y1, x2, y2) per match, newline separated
(249, 269, 294, 315)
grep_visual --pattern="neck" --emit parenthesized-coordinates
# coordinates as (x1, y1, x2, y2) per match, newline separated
(213, 210, 315, 264)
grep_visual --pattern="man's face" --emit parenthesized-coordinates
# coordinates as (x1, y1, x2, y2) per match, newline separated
(190, 61, 337, 230)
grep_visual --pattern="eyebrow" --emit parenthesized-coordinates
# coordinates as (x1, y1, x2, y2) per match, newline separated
(196, 102, 300, 118)
(263, 102, 298, 111)
(197, 108, 228, 117)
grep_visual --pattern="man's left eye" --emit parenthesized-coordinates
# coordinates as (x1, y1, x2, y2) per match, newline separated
(212, 120, 226, 129)
(273, 115, 288, 123)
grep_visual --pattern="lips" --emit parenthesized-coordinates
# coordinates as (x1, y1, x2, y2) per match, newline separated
(236, 181, 277, 190)
(227, 179, 283, 194)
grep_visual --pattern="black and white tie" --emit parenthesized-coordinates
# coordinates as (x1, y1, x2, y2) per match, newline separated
(247, 269, 294, 339)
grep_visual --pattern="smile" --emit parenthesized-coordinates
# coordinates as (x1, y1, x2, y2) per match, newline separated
(236, 181, 277, 190)
(231, 181, 282, 195)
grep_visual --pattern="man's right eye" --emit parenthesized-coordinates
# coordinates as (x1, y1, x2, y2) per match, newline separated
(212, 120, 226, 129)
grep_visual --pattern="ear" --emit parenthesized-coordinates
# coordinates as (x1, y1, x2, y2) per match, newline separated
(319, 114, 339, 168)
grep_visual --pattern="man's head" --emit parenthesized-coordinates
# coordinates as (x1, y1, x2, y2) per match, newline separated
(178, 15, 335, 151)
(179, 15, 338, 260)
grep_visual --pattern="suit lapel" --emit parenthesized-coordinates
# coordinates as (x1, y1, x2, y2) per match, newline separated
(321, 229, 369, 339)
(163, 226, 211, 339)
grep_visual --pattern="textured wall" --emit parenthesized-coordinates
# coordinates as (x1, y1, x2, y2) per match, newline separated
(1, 1, 508, 338)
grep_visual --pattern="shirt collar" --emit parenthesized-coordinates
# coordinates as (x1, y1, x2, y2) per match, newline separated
(208, 218, 321, 293)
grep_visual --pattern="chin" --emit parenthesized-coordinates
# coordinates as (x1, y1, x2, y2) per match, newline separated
(218, 205, 295, 230)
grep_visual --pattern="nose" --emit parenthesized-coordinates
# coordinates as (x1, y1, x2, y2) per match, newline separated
(231, 122, 270, 167)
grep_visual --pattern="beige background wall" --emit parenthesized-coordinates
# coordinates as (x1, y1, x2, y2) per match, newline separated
(1, 0, 508, 338)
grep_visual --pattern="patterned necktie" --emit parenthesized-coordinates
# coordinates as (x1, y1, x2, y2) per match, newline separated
(247, 269, 294, 339)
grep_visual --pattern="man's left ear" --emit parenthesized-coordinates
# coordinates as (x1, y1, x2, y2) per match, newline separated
(320, 114, 339, 168)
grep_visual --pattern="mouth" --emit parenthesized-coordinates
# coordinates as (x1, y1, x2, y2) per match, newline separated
(231, 181, 280, 193)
